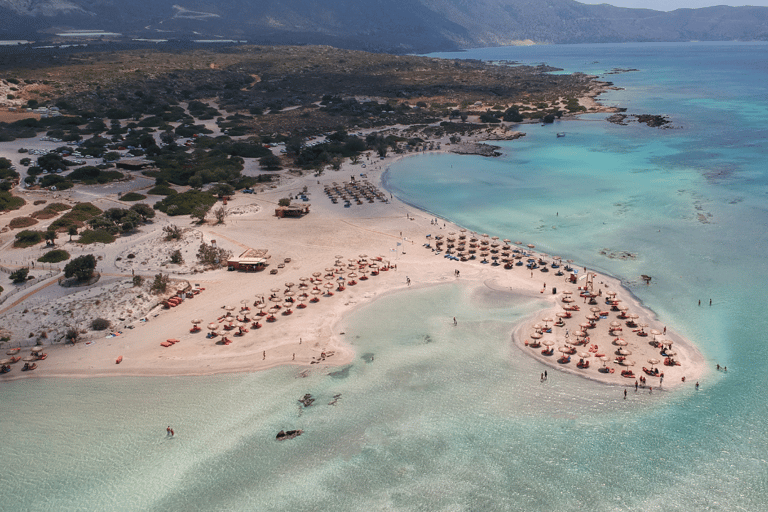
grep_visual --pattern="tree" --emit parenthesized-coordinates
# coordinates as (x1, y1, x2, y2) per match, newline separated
(213, 206, 227, 225)
(170, 249, 184, 264)
(64, 254, 97, 281)
(130, 203, 155, 222)
(44, 230, 57, 246)
(197, 242, 232, 268)
(150, 273, 170, 294)
(190, 203, 211, 224)
(68, 225, 78, 241)
(9, 268, 29, 284)
(259, 153, 282, 170)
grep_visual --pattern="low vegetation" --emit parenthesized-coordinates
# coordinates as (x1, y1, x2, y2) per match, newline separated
(154, 190, 217, 217)
(38, 249, 70, 263)
(120, 192, 146, 202)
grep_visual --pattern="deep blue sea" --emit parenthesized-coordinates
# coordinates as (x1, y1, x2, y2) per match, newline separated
(2, 42, 767, 511)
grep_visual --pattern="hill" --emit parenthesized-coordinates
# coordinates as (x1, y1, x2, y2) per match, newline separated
(1, 0, 767, 52)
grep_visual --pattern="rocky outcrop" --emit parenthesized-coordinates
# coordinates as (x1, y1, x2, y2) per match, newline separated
(449, 142, 502, 157)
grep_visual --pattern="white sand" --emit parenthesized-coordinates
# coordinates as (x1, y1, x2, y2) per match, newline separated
(0, 116, 703, 388)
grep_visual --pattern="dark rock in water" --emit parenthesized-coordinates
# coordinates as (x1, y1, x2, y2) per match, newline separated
(328, 365, 352, 379)
(423, 334, 434, 344)
(276, 429, 303, 441)
(328, 393, 342, 406)
(361, 352, 375, 363)
(298, 394, 315, 407)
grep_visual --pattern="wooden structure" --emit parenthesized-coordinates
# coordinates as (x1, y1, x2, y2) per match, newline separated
(275, 204, 310, 218)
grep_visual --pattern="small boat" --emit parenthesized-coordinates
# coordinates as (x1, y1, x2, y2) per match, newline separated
(557, 132, 566, 138)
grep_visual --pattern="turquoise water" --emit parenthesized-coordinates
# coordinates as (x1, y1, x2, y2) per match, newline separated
(2, 42, 768, 510)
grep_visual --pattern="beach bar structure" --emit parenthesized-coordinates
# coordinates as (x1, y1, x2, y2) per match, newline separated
(227, 248, 270, 272)
(275, 204, 311, 218)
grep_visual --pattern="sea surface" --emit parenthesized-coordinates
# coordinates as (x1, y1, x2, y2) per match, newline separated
(2, 42, 767, 511)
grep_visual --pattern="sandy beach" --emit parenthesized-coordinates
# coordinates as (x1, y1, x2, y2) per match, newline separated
(0, 96, 703, 388)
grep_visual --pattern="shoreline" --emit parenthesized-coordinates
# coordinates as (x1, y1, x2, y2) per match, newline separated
(0, 79, 704, 387)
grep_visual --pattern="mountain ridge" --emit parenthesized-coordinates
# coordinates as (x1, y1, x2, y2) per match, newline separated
(1, 0, 767, 52)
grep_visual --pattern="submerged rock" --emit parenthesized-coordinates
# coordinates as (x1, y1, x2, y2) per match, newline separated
(276, 429, 303, 441)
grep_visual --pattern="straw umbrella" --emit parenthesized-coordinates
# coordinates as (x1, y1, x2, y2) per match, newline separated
(617, 347, 633, 356)
(648, 358, 660, 369)
(530, 332, 542, 339)
(31, 346, 44, 354)
(614, 338, 628, 346)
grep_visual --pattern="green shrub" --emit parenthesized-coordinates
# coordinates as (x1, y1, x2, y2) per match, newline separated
(49, 202, 101, 231)
(77, 229, 116, 244)
(13, 230, 43, 248)
(0, 191, 25, 211)
(9, 268, 29, 283)
(120, 192, 147, 202)
(154, 190, 217, 217)
(38, 249, 70, 263)
(147, 185, 177, 196)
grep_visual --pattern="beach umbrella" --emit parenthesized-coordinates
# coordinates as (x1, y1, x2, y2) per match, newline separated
(562, 297, 574, 303)
(0, 358, 12, 365)
(578, 352, 591, 359)
(665, 350, 677, 356)
(533, 323, 542, 330)
(586, 314, 599, 321)
(619, 305, 629, 311)
(606, 291, 617, 297)
(300, 277, 309, 282)
(23, 355, 36, 362)
(563, 290, 573, 295)
(556, 312, 569, 318)
(270, 297, 282, 304)
(312, 272, 322, 278)
(609, 321, 622, 328)
(543, 340, 555, 347)
(207, 323, 218, 330)
(629, 313, 640, 320)
(617, 348, 633, 356)
(284, 291, 295, 298)
(359, 254, 368, 259)
(530, 332, 542, 339)
(225, 305, 235, 311)
(579, 322, 591, 329)
(285, 282, 295, 288)
(650, 329, 661, 336)
(324, 282, 334, 289)
(335, 255, 343, 260)
(542, 316, 554, 325)
(192, 318, 203, 324)
(268, 307, 278, 315)
(31, 346, 44, 353)
(599, 356, 609, 366)
(648, 358, 660, 368)
(621, 359, 635, 366)
(614, 338, 628, 346)
(589, 306, 601, 313)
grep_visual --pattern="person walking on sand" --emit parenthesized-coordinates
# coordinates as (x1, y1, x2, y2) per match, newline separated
(624, 389, 627, 399)
(544, 370, 547, 380)
(453, 317, 457, 326)
(635, 380, 638, 392)
(406, 276, 411, 286)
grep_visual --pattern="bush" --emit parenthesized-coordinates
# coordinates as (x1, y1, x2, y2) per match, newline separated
(38, 249, 70, 263)
(170, 249, 184, 264)
(154, 190, 217, 217)
(78, 229, 116, 245)
(150, 273, 170, 294)
(197, 241, 232, 268)
(10, 268, 29, 283)
(64, 254, 97, 281)
(91, 318, 111, 331)
(278, 198, 291, 207)
(0, 191, 25, 212)
(13, 230, 43, 248)
(9, 217, 38, 229)
(147, 185, 177, 196)
(163, 224, 183, 240)
(120, 192, 146, 202)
